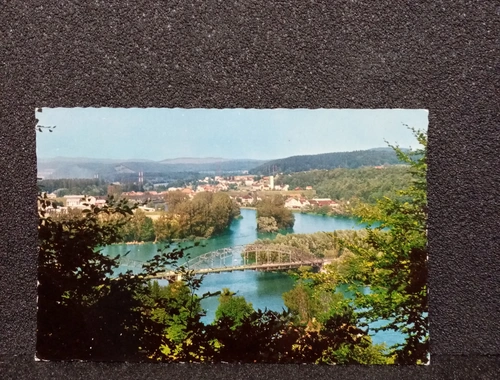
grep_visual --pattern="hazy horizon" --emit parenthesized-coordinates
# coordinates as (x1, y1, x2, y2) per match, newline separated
(37, 146, 396, 162)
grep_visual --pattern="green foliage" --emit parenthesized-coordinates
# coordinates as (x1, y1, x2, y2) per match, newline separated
(38, 190, 217, 362)
(207, 309, 294, 363)
(120, 209, 155, 242)
(296, 129, 428, 364)
(38, 178, 108, 196)
(163, 190, 189, 212)
(146, 281, 203, 345)
(324, 336, 390, 365)
(173, 192, 240, 239)
(255, 195, 294, 231)
(280, 166, 413, 204)
(206, 306, 387, 364)
(38, 194, 160, 360)
(345, 129, 428, 364)
(283, 281, 345, 324)
(214, 288, 254, 329)
(255, 230, 365, 258)
(98, 191, 242, 243)
(249, 148, 404, 174)
(153, 212, 180, 241)
(256, 216, 279, 232)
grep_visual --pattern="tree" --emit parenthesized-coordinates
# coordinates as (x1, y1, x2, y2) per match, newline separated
(37, 187, 208, 361)
(164, 190, 189, 212)
(282, 281, 316, 323)
(208, 306, 387, 364)
(153, 212, 180, 242)
(288, 306, 388, 365)
(316, 128, 428, 364)
(37, 194, 156, 360)
(256, 216, 279, 232)
(214, 288, 254, 329)
(256, 195, 294, 231)
(146, 280, 203, 350)
(283, 281, 344, 325)
(208, 309, 299, 363)
(168, 192, 240, 239)
(120, 208, 155, 242)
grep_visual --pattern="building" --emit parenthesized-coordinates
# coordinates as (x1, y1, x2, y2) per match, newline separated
(95, 199, 107, 207)
(240, 195, 254, 205)
(285, 197, 310, 210)
(138, 205, 155, 212)
(64, 195, 97, 209)
(181, 188, 195, 196)
(311, 198, 339, 208)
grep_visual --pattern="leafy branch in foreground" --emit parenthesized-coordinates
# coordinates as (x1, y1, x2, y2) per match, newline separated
(37, 193, 209, 361)
(272, 128, 428, 364)
(337, 128, 428, 364)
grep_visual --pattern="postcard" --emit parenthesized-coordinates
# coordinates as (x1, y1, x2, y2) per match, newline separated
(36, 108, 428, 364)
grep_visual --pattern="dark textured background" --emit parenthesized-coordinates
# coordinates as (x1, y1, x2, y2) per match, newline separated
(1, 0, 499, 378)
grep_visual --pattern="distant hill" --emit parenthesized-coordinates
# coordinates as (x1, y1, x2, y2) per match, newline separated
(248, 149, 405, 175)
(159, 157, 229, 165)
(37, 156, 267, 180)
(367, 147, 395, 152)
(39, 157, 155, 164)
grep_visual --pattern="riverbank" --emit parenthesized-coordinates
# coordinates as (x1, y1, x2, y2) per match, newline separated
(297, 210, 356, 218)
(111, 236, 210, 246)
(241, 205, 353, 218)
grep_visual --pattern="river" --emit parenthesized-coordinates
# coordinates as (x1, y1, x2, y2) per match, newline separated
(102, 208, 404, 347)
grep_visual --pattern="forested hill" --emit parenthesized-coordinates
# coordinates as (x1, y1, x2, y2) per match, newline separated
(277, 166, 413, 204)
(249, 148, 402, 174)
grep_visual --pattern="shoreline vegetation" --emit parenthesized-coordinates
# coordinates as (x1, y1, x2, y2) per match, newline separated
(256, 195, 295, 233)
(37, 129, 428, 364)
(106, 207, 358, 246)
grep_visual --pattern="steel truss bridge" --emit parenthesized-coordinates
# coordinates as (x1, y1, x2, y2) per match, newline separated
(118, 244, 325, 280)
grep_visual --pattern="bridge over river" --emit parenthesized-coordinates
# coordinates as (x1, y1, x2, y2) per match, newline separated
(118, 244, 327, 280)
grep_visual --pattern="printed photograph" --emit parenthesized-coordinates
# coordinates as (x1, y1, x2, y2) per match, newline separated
(36, 108, 428, 364)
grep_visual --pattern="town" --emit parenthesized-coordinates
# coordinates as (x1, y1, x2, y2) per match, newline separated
(41, 174, 340, 215)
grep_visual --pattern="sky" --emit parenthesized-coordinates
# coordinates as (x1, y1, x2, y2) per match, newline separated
(36, 108, 428, 161)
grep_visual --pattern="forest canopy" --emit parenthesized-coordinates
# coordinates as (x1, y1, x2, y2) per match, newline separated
(255, 195, 295, 232)
(249, 148, 405, 174)
(276, 166, 413, 204)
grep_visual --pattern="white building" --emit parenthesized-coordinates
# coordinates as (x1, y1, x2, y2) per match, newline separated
(240, 195, 254, 205)
(285, 197, 310, 210)
(64, 195, 96, 208)
(138, 206, 155, 212)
